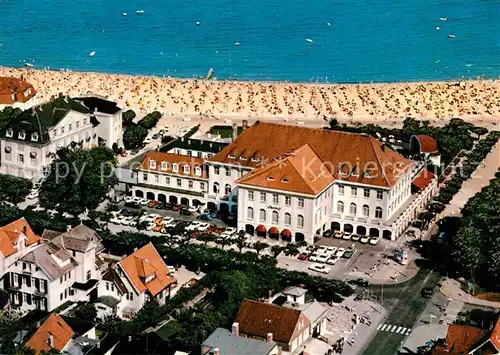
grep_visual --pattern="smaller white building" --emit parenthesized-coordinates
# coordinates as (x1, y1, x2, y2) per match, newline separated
(0, 76, 37, 110)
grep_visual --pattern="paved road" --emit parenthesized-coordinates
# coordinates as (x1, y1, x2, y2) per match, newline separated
(360, 268, 441, 355)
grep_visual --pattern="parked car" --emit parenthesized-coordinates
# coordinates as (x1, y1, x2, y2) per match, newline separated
(369, 237, 381, 245)
(147, 200, 160, 208)
(180, 208, 193, 216)
(125, 201, 140, 209)
(342, 231, 352, 240)
(297, 252, 309, 261)
(360, 235, 371, 244)
(343, 248, 355, 258)
(197, 222, 211, 231)
(308, 264, 331, 274)
(326, 246, 337, 254)
(351, 234, 362, 242)
(309, 253, 321, 262)
(198, 213, 213, 221)
(152, 133, 160, 139)
(171, 204, 181, 211)
(110, 215, 121, 224)
(323, 229, 333, 238)
(348, 278, 369, 287)
(336, 247, 346, 257)
(155, 202, 166, 209)
(334, 230, 344, 238)
(139, 198, 150, 206)
(139, 213, 160, 223)
(185, 221, 202, 231)
(167, 265, 176, 274)
(316, 255, 329, 264)
(187, 205, 198, 213)
(144, 137, 153, 144)
(327, 256, 340, 265)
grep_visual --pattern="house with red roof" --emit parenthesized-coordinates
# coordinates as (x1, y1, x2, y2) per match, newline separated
(0, 76, 37, 110)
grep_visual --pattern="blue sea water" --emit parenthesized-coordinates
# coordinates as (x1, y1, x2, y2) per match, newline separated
(0, 0, 499, 82)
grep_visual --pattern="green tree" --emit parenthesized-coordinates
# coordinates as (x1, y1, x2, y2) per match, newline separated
(73, 303, 97, 321)
(0, 106, 22, 133)
(138, 111, 162, 129)
(0, 174, 32, 203)
(252, 241, 269, 255)
(122, 109, 136, 126)
(198, 233, 215, 245)
(234, 234, 247, 253)
(270, 245, 283, 258)
(123, 124, 148, 150)
(39, 146, 117, 215)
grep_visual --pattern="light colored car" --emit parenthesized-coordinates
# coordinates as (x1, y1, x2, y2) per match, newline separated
(47, 210, 59, 217)
(163, 221, 177, 228)
(167, 265, 176, 274)
(327, 256, 340, 265)
(334, 230, 344, 238)
(139, 198, 150, 206)
(185, 221, 202, 231)
(309, 253, 321, 262)
(32, 205, 45, 212)
(144, 136, 153, 144)
(129, 220, 137, 227)
(27, 189, 39, 199)
(145, 222, 156, 231)
(369, 237, 381, 245)
(326, 246, 337, 254)
(125, 196, 135, 203)
(342, 232, 352, 240)
(336, 247, 346, 257)
(197, 222, 210, 231)
(187, 205, 198, 213)
(110, 215, 122, 224)
(308, 264, 331, 274)
(316, 255, 329, 263)
(351, 234, 362, 242)
(360, 235, 370, 244)
(132, 196, 142, 203)
(120, 216, 134, 225)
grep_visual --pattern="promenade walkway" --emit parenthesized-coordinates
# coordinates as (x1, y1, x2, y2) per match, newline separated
(440, 279, 500, 309)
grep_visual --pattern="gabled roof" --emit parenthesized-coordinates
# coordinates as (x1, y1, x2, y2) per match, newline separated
(489, 318, 500, 350)
(432, 324, 488, 355)
(102, 268, 128, 294)
(235, 299, 304, 344)
(21, 242, 78, 281)
(235, 144, 334, 195)
(76, 96, 121, 115)
(0, 76, 36, 104)
(25, 313, 74, 354)
(139, 151, 208, 179)
(118, 243, 176, 297)
(203, 328, 277, 355)
(0, 218, 40, 257)
(50, 225, 104, 253)
(211, 121, 412, 188)
(283, 286, 308, 297)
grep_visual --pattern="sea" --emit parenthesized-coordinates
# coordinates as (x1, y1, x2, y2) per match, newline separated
(1, 0, 499, 83)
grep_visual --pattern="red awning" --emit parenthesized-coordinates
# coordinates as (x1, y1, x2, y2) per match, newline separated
(281, 229, 292, 237)
(269, 227, 279, 235)
(256, 225, 267, 233)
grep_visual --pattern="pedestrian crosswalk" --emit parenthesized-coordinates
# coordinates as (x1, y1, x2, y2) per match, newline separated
(376, 323, 412, 336)
(440, 299, 463, 325)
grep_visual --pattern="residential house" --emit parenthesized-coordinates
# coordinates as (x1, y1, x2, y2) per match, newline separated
(234, 299, 311, 353)
(3, 225, 104, 313)
(97, 242, 177, 319)
(0, 76, 37, 110)
(202, 327, 279, 355)
(24, 313, 97, 354)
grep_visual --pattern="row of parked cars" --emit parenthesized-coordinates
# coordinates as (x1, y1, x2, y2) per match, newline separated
(124, 197, 202, 215)
(300, 245, 356, 274)
(323, 229, 381, 245)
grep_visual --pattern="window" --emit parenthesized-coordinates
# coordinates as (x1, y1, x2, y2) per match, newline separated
(247, 207, 254, 220)
(18, 154, 24, 163)
(106, 283, 109, 291)
(76, 121, 79, 128)
(68, 123, 72, 131)
(259, 209, 266, 222)
(86, 270, 91, 281)
(375, 207, 383, 219)
(225, 168, 231, 177)
(362, 205, 370, 217)
(272, 211, 279, 223)
(284, 213, 291, 226)
(377, 190, 383, 200)
(61, 127, 65, 135)
(351, 187, 357, 197)
(83, 118, 87, 125)
(161, 162, 168, 170)
(165, 177, 170, 185)
(188, 180, 193, 188)
(350, 203, 357, 215)
(187, 150, 192, 156)
(154, 175, 159, 183)
(183, 165, 190, 174)
(143, 173, 148, 181)
(297, 215, 304, 228)
(6, 128, 13, 137)
(214, 166, 220, 175)
(248, 191, 254, 200)
(260, 192, 266, 203)
(298, 198, 304, 208)
(18, 130, 26, 139)
(31, 132, 39, 141)
(213, 182, 220, 194)
(172, 164, 178, 172)
(225, 184, 231, 195)
(338, 185, 344, 195)
(337, 201, 344, 213)
(364, 189, 370, 198)
(285, 196, 291, 206)
(200, 182, 205, 190)
(177, 178, 182, 187)
(195, 167, 202, 176)
(60, 293, 63, 301)
(272, 194, 279, 204)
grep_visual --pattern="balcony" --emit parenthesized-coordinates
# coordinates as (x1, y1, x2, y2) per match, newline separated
(8, 283, 21, 291)
(34, 288, 47, 296)
(344, 215, 355, 221)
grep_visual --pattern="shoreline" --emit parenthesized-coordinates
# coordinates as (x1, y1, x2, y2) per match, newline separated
(2, 66, 499, 128)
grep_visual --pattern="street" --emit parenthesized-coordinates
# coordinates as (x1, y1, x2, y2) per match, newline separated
(360, 268, 441, 355)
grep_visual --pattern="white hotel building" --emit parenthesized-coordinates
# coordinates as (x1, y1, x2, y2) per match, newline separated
(129, 121, 437, 243)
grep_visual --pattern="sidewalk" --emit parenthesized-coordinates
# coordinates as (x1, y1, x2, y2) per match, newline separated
(440, 278, 500, 309)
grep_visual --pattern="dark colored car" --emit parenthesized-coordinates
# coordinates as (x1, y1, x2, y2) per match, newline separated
(421, 287, 434, 298)
(198, 213, 213, 221)
(179, 208, 192, 216)
(348, 278, 369, 287)
(152, 133, 160, 139)
(323, 229, 333, 238)
(155, 202, 166, 209)
(297, 252, 309, 261)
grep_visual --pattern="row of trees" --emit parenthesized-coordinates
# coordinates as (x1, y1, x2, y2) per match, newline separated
(122, 111, 162, 150)
(0, 174, 32, 203)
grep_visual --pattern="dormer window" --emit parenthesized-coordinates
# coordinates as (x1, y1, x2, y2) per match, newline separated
(5, 128, 13, 138)
(183, 165, 190, 174)
(149, 160, 156, 169)
(267, 176, 274, 181)
(145, 273, 156, 283)
(172, 163, 178, 173)
(364, 171, 373, 178)
(161, 162, 168, 170)
(195, 167, 202, 176)
(239, 156, 247, 161)
(281, 177, 289, 183)
(251, 157, 260, 163)
(338, 164, 348, 176)
(31, 132, 39, 142)
(18, 130, 26, 140)
(228, 154, 235, 159)
(351, 167, 359, 177)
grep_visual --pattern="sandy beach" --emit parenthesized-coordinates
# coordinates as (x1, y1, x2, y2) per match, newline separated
(2, 67, 499, 127)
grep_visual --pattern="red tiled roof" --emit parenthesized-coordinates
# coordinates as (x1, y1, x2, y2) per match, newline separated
(25, 314, 74, 354)
(235, 144, 334, 195)
(412, 169, 435, 191)
(431, 324, 487, 355)
(235, 299, 304, 344)
(489, 318, 500, 350)
(139, 152, 207, 178)
(211, 122, 413, 188)
(413, 135, 439, 153)
(0, 218, 40, 257)
(0, 76, 36, 105)
(118, 242, 177, 297)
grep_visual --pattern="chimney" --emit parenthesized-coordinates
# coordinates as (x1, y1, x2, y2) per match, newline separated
(232, 322, 239, 337)
(58, 92, 63, 98)
(36, 321, 41, 328)
(242, 120, 248, 130)
(267, 333, 273, 343)
(381, 142, 386, 151)
(213, 348, 220, 355)
(48, 334, 54, 348)
(22, 226, 27, 234)
(66, 225, 72, 232)
(232, 123, 238, 140)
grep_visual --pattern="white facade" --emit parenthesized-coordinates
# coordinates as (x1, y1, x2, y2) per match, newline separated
(0, 95, 36, 111)
(93, 109, 123, 148)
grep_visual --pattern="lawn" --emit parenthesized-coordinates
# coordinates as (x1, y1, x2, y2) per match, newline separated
(209, 125, 242, 138)
(156, 320, 181, 340)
